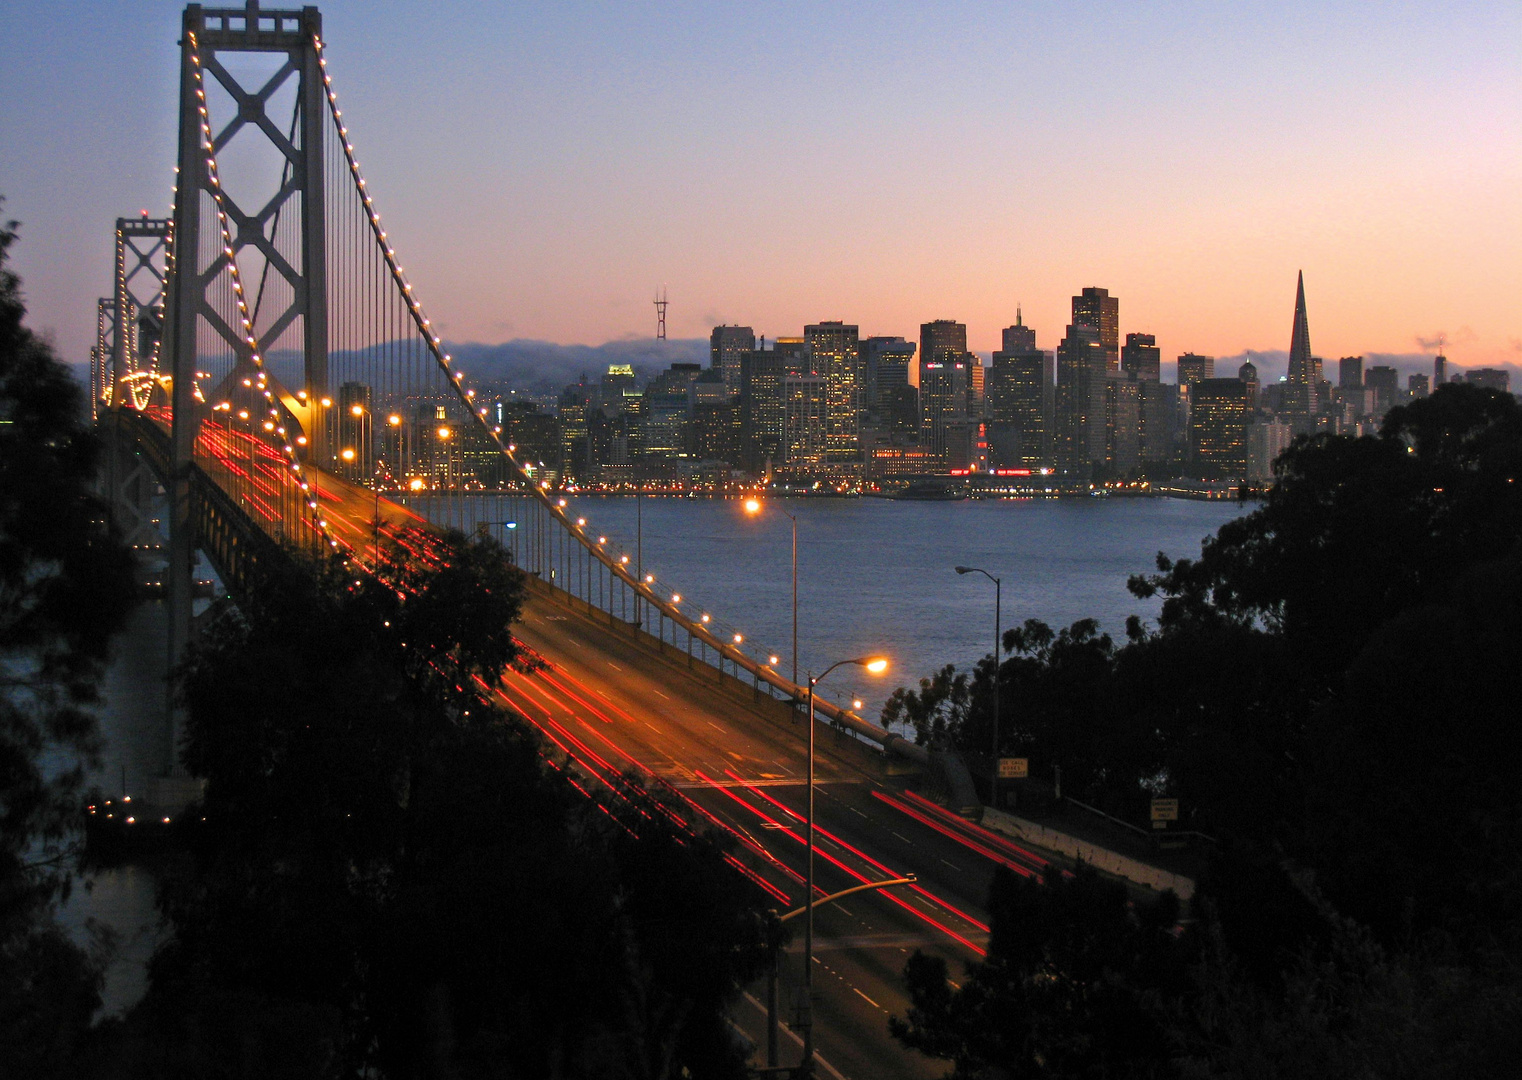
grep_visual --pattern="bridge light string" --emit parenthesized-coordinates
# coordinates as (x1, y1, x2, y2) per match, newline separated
(186, 30, 339, 554)
(308, 34, 809, 704)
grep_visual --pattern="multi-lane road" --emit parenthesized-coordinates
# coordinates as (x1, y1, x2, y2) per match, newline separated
(497, 591, 1059, 1079)
(187, 443, 1059, 1077)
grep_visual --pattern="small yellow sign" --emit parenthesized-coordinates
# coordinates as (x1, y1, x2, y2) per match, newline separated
(998, 757, 1029, 779)
(1150, 797, 1179, 822)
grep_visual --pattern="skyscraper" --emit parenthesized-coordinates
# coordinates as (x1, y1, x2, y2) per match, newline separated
(1121, 333, 1160, 382)
(1055, 324, 1108, 477)
(1177, 353, 1215, 386)
(1072, 287, 1119, 371)
(919, 320, 967, 386)
(782, 373, 827, 466)
(1338, 355, 1364, 390)
(987, 346, 1052, 468)
(1002, 310, 1036, 354)
(739, 345, 806, 473)
(1434, 354, 1448, 385)
(1284, 271, 1320, 422)
(861, 336, 916, 419)
(1189, 378, 1250, 479)
(805, 321, 862, 464)
(709, 325, 755, 393)
(1237, 361, 1259, 413)
(920, 358, 970, 464)
(1365, 365, 1399, 413)
(967, 354, 986, 416)
(1106, 375, 1140, 475)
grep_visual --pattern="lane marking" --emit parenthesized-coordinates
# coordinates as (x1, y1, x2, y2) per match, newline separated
(852, 987, 882, 1010)
(738, 994, 848, 1080)
(606, 660, 623, 671)
(891, 832, 912, 845)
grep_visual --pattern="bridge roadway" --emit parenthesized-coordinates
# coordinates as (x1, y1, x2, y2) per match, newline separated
(499, 591, 1057, 1080)
(154, 423, 1048, 1078)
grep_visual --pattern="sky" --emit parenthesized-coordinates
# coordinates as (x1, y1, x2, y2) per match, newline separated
(2, 1, 1519, 375)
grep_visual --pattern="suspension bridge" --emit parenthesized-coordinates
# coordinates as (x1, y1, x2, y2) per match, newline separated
(87, 6, 1064, 1076)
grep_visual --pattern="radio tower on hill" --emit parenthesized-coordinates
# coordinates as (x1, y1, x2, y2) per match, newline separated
(654, 286, 668, 340)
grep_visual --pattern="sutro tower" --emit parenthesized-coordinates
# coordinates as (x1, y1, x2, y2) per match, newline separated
(654, 286, 668, 340)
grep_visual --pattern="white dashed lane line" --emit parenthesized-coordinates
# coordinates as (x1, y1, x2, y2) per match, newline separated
(853, 987, 882, 1010)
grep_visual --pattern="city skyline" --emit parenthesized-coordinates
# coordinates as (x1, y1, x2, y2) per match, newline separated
(2, 2, 1518, 372)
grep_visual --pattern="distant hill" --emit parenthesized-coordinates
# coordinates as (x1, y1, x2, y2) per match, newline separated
(444, 338, 707, 394)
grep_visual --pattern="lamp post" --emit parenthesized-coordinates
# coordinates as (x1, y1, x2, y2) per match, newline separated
(742, 497, 798, 689)
(955, 565, 1003, 809)
(801, 655, 888, 1076)
(483, 520, 518, 565)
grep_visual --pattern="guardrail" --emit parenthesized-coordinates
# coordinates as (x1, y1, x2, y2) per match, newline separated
(524, 570, 930, 768)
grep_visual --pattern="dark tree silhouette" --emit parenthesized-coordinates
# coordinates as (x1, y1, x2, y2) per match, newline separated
(0, 207, 138, 1078)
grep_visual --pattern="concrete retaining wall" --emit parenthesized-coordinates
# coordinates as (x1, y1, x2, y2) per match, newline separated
(981, 807, 1195, 900)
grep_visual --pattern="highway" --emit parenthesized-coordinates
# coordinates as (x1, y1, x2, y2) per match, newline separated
(175, 433, 1051, 1077)
(498, 592, 1058, 1079)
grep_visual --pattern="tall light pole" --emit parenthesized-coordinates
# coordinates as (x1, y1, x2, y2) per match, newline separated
(803, 655, 888, 1076)
(742, 497, 798, 689)
(955, 565, 1002, 808)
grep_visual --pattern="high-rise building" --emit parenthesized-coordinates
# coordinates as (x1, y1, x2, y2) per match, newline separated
(1247, 418, 1292, 482)
(805, 321, 862, 463)
(1465, 368, 1511, 394)
(600, 363, 637, 411)
(782, 373, 827, 466)
(987, 347, 1051, 468)
(709, 325, 755, 393)
(920, 358, 970, 464)
(1138, 380, 1180, 466)
(967, 354, 986, 415)
(1284, 270, 1320, 421)
(1002, 310, 1036, 354)
(1189, 378, 1250, 479)
(1177, 353, 1215, 386)
(1121, 333, 1161, 382)
(919, 320, 967, 388)
(1434, 354, 1448, 386)
(861, 336, 916, 419)
(1338, 355, 1364, 390)
(1106, 375, 1140, 475)
(1072, 287, 1120, 371)
(1239, 360, 1259, 411)
(773, 336, 813, 374)
(1408, 373, 1430, 398)
(642, 363, 701, 458)
(1054, 324, 1108, 476)
(1365, 365, 1399, 413)
(739, 345, 805, 473)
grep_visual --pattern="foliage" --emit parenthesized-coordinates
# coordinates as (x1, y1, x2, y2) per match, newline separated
(892, 862, 1183, 1080)
(0, 207, 137, 1077)
(888, 384, 1522, 1076)
(119, 535, 770, 1079)
(880, 664, 970, 746)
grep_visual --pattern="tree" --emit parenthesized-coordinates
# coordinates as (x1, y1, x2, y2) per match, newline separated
(126, 534, 770, 1079)
(892, 862, 1183, 1080)
(0, 207, 138, 1075)
(888, 385, 1522, 1077)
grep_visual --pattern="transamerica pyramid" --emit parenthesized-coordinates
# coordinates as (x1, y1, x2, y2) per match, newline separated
(1287, 270, 1313, 384)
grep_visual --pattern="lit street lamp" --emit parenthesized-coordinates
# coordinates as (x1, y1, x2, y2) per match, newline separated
(800, 655, 888, 1076)
(742, 497, 798, 689)
(955, 565, 1003, 808)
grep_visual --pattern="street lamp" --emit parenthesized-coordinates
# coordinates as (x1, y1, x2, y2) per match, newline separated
(743, 497, 799, 689)
(955, 565, 1003, 809)
(801, 655, 889, 1076)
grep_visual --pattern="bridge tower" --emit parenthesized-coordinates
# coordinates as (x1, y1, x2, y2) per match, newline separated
(160, 1, 329, 784)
